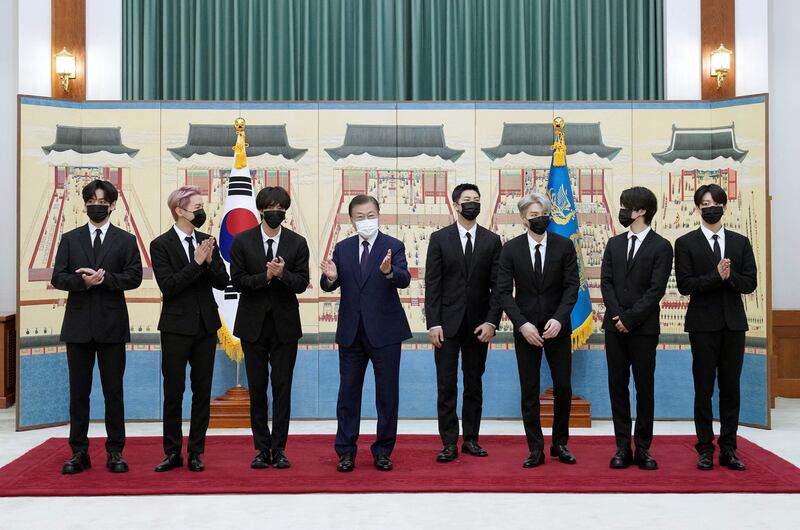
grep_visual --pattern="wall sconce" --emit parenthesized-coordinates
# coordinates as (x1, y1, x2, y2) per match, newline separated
(55, 47, 76, 93)
(710, 43, 732, 90)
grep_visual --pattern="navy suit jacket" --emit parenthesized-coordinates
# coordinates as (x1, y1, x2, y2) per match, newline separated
(320, 231, 412, 348)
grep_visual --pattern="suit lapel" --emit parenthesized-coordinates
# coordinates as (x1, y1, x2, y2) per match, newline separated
(722, 230, 732, 259)
(253, 226, 267, 262)
(77, 224, 94, 265)
(615, 235, 628, 279)
(274, 229, 288, 260)
(467, 225, 486, 280)
(449, 224, 468, 279)
(539, 234, 553, 283)
(361, 232, 387, 287)
(168, 228, 190, 265)
(696, 228, 718, 268)
(94, 224, 119, 268)
(520, 235, 538, 289)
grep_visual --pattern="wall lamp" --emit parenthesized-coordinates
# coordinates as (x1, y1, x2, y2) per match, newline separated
(55, 48, 76, 93)
(710, 43, 732, 90)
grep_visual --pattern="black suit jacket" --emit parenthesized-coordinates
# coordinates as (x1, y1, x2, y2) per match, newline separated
(600, 229, 673, 335)
(675, 227, 757, 332)
(230, 224, 310, 343)
(497, 232, 579, 338)
(424, 223, 502, 336)
(150, 228, 230, 336)
(51, 223, 143, 343)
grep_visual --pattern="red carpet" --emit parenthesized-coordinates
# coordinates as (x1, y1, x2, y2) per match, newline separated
(1, 434, 799, 496)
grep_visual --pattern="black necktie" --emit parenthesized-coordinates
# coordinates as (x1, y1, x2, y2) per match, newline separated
(712, 234, 721, 262)
(266, 239, 274, 262)
(360, 241, 370, 276)
(464, 232, 473, 268)
(185, 236, 195, 263)
(627, 234, 637, 269)
(93, 229, 102, 261)
(534, 243, 542, 286)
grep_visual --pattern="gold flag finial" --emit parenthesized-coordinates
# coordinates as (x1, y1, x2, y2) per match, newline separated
(233, 117, 248, 169)
(551, 117, 567, 167)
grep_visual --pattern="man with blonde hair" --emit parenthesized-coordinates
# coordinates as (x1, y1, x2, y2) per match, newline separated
(497, 192, 579, 468)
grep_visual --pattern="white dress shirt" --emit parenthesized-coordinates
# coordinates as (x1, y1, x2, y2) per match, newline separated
(627, 225, 652, 260)
(456, 221, 478, 254)
(527, 231, 548, 270)
(358, 230, 379, 256)
(173, 225, 198, 262)
(700, 224, 726, 258)
(88, 220, 111, 244)
(262, 225, 282, 258)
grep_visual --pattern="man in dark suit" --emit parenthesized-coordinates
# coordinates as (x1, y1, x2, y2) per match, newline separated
(320, 195, 412, 472)
(497, 192, 579, 468)
(601, 186, 673, 471)
(51, 179, 143, 474)
(230, 186, 310, 470)
(425, 183, 502, 462)
(150, 185, 230, 473)
(675, 184, 757, 471)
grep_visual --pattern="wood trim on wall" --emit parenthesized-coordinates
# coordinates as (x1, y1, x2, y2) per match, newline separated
(772, 310, 800, 399)
(700, 0, 736, 100)
(51, 0, 86, 101)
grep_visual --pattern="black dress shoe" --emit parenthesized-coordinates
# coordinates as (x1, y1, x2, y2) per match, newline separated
(62, 451, 91, 475)
(337, 453, 355, 472)
(634, 449, 658, 470)
(188, 453, 204, 472)
(251, 450, 271, 469)
(697, 452, 714, 471)
(550, 445, 576, 464)
(271, 449, 291, 469)
(437, 444, 458, 463)
(522, 450, 545, 468)
(609, 449, 633, 469)
(374, 454, 393, 471)
(720, 450, 746, 471)
(462, 440, 488, 457)
(154, 453, 183, 472)
(106, 452, 129, 473)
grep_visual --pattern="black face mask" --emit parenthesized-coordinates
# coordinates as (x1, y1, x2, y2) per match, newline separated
(618, 208, 634, 228)
(188, 208, 206, 228)
(262, 210, 286, 229)
(701, 205, 724, 225)
(86, 204, 110, 223)
(459, 202, 480, 221)
(528, 216, 550, 235)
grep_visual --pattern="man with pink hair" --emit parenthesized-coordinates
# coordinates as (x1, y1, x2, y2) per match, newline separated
(150, 185, 229, 472)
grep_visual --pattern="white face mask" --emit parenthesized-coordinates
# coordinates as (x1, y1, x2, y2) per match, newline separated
(355, 218, 379, 239)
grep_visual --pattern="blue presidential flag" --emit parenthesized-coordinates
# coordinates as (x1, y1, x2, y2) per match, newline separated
(546, 121, 594, 349)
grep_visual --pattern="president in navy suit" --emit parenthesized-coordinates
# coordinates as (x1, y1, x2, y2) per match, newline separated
(320, 195, 412, 472)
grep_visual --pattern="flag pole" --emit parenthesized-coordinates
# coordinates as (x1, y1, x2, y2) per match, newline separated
(209, 117, 258, 427)
(540, 116, 593, 428)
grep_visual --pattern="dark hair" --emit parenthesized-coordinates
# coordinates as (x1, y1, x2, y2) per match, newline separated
(452, 183, 480, 203)
(694, 183, 728, 207)
(82, 179, 118, 203)
(348, 195, 380, 217)
(620, 186, 657, 224)
(256, 186, 291, 210)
